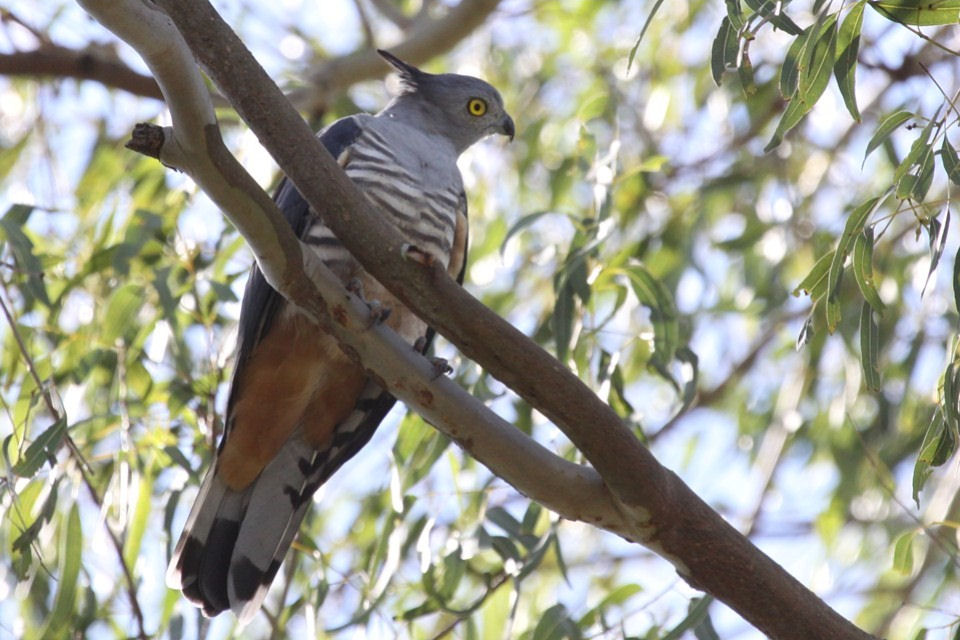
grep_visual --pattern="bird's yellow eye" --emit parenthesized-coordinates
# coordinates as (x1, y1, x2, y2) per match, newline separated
(467, 98, 487, 116)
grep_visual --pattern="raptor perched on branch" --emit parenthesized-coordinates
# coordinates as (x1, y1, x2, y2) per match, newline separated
(166, 50, 514, 622)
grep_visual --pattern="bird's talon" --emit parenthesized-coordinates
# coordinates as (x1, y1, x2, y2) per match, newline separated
(346, 278, 390, 327)
(428, 356, 453, 379)
(346, 278, 364, 296)
(413, 336, 428, 353)
(366, 301, 391, 328)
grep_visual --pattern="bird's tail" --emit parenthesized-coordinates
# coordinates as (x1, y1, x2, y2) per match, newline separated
(166, 382, 395, 623)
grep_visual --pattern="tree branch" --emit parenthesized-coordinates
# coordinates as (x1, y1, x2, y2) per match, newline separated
(77, 0, 878, 638)
(288, 0, 504, 111)
(1, 0, 499, 112)
(366, 0, 414, 29)
(0, 43, 162, 100)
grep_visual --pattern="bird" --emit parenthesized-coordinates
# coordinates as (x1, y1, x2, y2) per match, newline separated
(166, 49, 515, 622)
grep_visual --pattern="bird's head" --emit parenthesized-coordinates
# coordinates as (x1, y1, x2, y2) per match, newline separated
(378, 49, 515, 153)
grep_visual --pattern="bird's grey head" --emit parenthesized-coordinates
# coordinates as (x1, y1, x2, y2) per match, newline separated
(377, 49, 515, 155)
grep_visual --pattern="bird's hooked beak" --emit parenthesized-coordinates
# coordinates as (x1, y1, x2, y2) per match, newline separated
(500, 113, 515, 141)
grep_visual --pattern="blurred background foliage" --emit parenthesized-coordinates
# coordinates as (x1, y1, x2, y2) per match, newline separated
(1, 0, 960, 638)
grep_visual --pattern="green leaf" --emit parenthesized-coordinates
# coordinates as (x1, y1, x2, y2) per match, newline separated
(532, 603, 580, 640)
(694, 609, 722, 640)
(892, 530, 915, 574)
(954, 243, 960, 314)
(725, 0, 744, 30)
(12, 416, 67, 477)
(578, 584, 643, 629)
(714, 217, 771, 250)
(942, 138, 960, 187)
(552, 277, 576, 362)
(834, 1, 865, 122)
(662, 596, 714, 640)
(932, 408, 957, 467)
(400, 600, 438, 621)
(520, 502, 543, 534)
(75, 144, 125, 218)
(0, 204, 51, 308)
(501, 210, 562, 254)
(869, 0, 960, 26)
(676, 347, 699, 413)
(797, 12, 838, 97)
(487, 506, 522, 538)
(0, 131, 31, 183)
(516, 532, 553, 580)
(826, 196, 884, 331)
(438, 551, 465, 601)
(103, 283, 144, 343)
(852, 227, 886, 313)
(912, 416, 938, 503)
(487, 534, 520, 562)
(743, 0, 803, 34)
(737, 52, 756, 95)
(627, 36, 642, 72)
(766, 13, 838, 150)
(765, 98, 809, 152)
(943, 362, 960, 436)
(864, 110, 912, 163)
(629, 0, 665, 71)
(825, 283, 843, 332)
(9, 479, 59, 580)
(42, 504, 83, 637)
(796, 314, 815, 349)
(913, 408, 957, 502)
(481, 580, 512, 640)
(123, 465, 154, 568)
(859, 302, 881, 391)
(779, 24, 810, 98)
(922, 208, 950, 297)
(711, 17, 739, 86)
(915, 143, 937, 201)
(794, 250, 836, 301)
(893, 110, 939, 186)
(623, 264, 680, 371)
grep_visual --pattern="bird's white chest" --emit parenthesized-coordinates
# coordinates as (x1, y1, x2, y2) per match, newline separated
(344, 131, 462, 263)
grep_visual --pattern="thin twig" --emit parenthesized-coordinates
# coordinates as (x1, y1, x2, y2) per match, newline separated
(890, 23, 959, 57)
(852, 421, 960, 571)
(648, 311, 803, 443)
(0, 8, 47, 43)
(428, 571, 511, 640)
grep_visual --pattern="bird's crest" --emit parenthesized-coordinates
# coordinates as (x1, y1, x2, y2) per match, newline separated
(377, 49, 427, 93)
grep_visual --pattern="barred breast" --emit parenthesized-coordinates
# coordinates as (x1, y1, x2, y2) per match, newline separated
(302, 126, 461, 278)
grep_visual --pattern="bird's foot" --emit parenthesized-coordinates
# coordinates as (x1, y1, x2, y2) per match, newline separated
(413, 335, 428, 353)
(427, 356, 453, 380)
(402, 243, 437, 267)
(345, 277, 363, 296)
(346, 278, 391, 328)
(365, 300, 391, 328)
